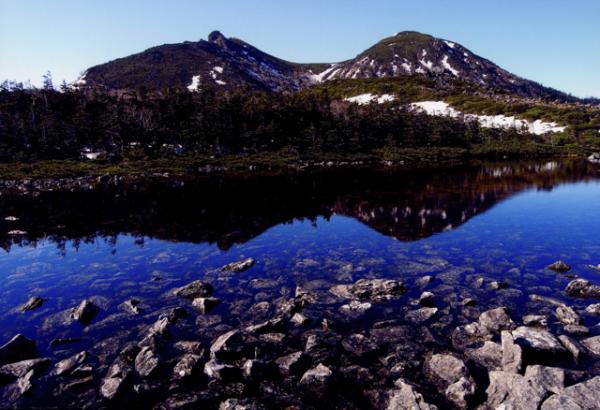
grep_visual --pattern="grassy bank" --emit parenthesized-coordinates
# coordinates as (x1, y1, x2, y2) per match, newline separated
(0, 143, 588, 180)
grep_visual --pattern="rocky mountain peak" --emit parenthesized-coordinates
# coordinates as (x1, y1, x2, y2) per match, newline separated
(208, 30, 228, 47)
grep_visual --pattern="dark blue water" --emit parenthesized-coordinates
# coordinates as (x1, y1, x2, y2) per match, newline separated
(0, 161, 599, 407)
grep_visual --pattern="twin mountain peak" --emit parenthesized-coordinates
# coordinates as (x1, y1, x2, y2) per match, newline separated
(74, 30, 566, 100)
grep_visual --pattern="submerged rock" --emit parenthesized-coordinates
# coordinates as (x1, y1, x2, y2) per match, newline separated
(565, 279, 600, 299)
(20, 296, 45, 312)
(330, 278, 406, 302)
(192, 297, 220, 314)
(220, 258, 255, 273)
(406, 307, 438, 324)
(174, 280, 213, 299)
(547, 261, 571, 273)
(122, 299, 141, 315)
(70, 299, 99, 325)
(584, 303, 600, 315)
(0, 334, 39, 366)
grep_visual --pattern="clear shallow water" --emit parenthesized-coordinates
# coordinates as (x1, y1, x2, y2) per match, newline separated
(0, 160, 599, 407)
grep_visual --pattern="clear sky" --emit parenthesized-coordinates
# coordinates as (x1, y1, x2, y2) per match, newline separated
(1, 0, 598, 97)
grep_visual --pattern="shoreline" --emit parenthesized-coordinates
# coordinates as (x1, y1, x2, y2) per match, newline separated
(0, 144, 588, 195)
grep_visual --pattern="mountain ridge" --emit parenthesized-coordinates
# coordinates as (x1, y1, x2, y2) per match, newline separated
(74, 30, 574, 101)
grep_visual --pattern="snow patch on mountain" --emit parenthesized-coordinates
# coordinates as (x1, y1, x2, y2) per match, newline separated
(187, 75, 201, 91)
(441, 55, 460, 77)
(410, 101, 567, 135)
(345, 93, 396, 105)
(311, 65, 338, 83)
(444, 41, 456, 49)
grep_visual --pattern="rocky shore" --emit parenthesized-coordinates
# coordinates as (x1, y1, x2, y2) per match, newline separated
(2, 257, 600, 409)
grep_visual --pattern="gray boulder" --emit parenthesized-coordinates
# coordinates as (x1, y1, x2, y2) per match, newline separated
(220, 258, 255, 273)
(387, 378, 437, 409)
(541, 376, 600, 409)
(209, 329, 244, 360)
(511, 326, 567, 355)
(20, 296, 45, 312)
(501, 331, 523, 373)
(0, 334, 39, 366)
(547, 261, 571, 273)
(70, 299, 99, 325)
(0, 358, 50, 380)
(555, 305, 581, 325)
(173, 354, 202, 380)
(565, 279, 600, 299)
(135, 346, 160, 377)
(52, 351, 88, 376)
(581, 335, 600, 356)
(425, 354, 475, 408)
(173, 280, 213, 299)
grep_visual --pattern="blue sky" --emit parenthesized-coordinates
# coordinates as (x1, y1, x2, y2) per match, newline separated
(1, 0, 598, 97)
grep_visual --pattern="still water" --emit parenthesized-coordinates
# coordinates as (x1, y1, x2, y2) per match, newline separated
(0, 160, 599, 407)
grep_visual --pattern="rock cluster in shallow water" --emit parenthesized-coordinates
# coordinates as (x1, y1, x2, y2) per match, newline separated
(2, 258, 600, 409)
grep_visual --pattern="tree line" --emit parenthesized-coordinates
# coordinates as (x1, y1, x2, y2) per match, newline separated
(0, 84, 530, 162)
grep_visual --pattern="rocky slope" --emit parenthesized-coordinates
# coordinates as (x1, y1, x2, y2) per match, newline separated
(75, 30, 571, 101)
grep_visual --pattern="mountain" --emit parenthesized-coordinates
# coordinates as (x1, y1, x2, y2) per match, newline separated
(75, 31, 326, 92)
(315, 31, 565, 100)
(75, 30, 569, 100)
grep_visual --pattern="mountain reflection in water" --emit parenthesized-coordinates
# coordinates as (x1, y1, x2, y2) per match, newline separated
(0, 160, 597, 252)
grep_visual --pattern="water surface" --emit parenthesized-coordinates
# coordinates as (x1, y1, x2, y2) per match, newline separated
(1, 160, 599, 407)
